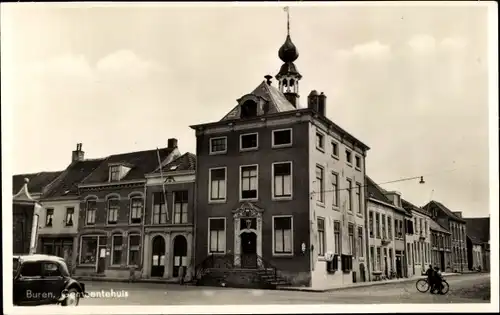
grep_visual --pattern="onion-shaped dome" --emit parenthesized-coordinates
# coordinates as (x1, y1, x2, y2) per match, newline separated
(278, 35, 299, 63)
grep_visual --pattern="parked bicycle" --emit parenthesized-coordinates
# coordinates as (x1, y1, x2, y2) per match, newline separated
(416, 277, 450, 294)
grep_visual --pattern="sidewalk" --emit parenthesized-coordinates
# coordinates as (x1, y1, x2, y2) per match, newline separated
(74, 276, 194, 285)
(276, 272, 462, 293)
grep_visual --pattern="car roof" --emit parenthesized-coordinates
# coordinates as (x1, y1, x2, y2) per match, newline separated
(15, 254, 66, 263)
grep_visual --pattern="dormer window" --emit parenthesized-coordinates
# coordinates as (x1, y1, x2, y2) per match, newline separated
(110, 166, 121, 181)
(240, 100, 258, 119)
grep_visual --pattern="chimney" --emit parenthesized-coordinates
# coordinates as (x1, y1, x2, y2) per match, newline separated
(71, 143, 84, 162)
(307, 90, 319, 111)
(453, 211, 463, 218)
(384, 191, 402, 208)
(317, 92, 326, 116)
(167, 138, 178, 149)
(264, 75, 273, 86)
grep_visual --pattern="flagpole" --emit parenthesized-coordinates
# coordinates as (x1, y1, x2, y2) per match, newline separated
(156, 148, 170, 222)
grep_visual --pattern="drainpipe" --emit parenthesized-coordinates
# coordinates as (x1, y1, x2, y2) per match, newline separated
(140, 182, 147, 277)
(192, 170, 197, 279)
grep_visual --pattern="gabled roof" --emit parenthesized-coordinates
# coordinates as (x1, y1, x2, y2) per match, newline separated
(155, 152, 196, 174)
(423, 200, 466, 223)
(81, 147, 175, 185)
(42, 159, 105, 199)
(12, 171, 63, 195)
(429, 218, 451, 234)
(365, 176, 392, 204)
(402, 198, 430, 217)
(220, 81, 297, 121)
(464, 217, 489, 244)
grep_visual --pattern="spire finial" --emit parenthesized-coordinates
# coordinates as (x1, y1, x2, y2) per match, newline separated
(283, 6, 290, 36)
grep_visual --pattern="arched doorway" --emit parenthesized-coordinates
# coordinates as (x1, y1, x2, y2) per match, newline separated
(151, 236, 165, 277)
(240, 232, 257, 268)
(173, 235, 187, 277)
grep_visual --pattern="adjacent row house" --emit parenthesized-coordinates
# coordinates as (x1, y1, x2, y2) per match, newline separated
(464, 216, 490, 271)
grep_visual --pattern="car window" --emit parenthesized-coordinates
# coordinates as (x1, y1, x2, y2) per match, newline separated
(20, 262, 43, 277)
(43, 262, 62, 277)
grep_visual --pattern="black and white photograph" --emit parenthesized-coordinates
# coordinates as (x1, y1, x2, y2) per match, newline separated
(2, 1, 498, 313)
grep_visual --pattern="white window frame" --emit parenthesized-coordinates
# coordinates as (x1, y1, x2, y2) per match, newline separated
(45, 208, 54, 227)
(208, 167, 227, 203)
(209, 136, 228, 155)
(239, 132, 259, 151)
(111, 234, 123, 266)
(355, 155, 362, 170)
(272, 215, 294, 256)
(109, 165, 121, 181)
(129, 196, 143, 225)
(65, 207, 74, 226)
(272, 161, 293, 200)
(106, 197, 119, 225)
(208, 217, 226, 255)
(346, 149, 353, 166)
(317, 217, 326, 258)
(127, 233, 141, 266)
(151, 191, 168, 224)
(271, 128, 293, 148)
(315, 164, 325, 205)
(172, 190, 189, 224)
(239, 164, 259, 201)
(85, 199, 97, 226)
(332, 172, 339, 209)
(346, 178, 353, 212)
(79, 235, 99, 266)
(356, 182, 362, 215)
(331, 140, 339, 159)
(315, 130, 325, 151)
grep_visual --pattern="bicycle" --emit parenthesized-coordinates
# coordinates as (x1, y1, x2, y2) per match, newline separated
(416, 278, 450, 294)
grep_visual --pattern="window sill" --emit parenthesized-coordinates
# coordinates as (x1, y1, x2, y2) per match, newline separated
(239, 147, 259, 152)
(316, 147, 325, 153)
(318, 256, 326, 261)
(316, 202, 325, 208)
(331, 154, 339, 160)
(240, 198, 258, 202)
(272, 143, 292, 149)
(346, 162, 353, 168)
(208, 252, 226, 256)
(272, 196, 293, 201)
(208, 199, 227, 204)
(332, 206, 340, 211)
(273, 253, 294, 258)
(209, 151, 227, 156)
(356, 213, 363, 218)
(355, 167, 362, 172)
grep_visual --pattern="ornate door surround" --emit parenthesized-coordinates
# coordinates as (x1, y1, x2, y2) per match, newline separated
(232, 202, 263, 267)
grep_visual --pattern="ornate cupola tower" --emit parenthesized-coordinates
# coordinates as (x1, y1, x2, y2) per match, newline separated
(276, 7, 302, 108)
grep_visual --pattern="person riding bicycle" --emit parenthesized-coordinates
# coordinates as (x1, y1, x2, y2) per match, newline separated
(433, 266, 444, 294)
(425, 265, 435, 293)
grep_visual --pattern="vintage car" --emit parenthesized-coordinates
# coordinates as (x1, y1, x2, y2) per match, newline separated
(13, 254, 86, 306)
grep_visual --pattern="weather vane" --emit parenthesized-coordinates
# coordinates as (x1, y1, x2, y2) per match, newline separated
(283, 6, 290, 35)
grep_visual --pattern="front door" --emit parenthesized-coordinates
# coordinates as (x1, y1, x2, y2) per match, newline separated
(440, 251, 445, 271)
(97, 246, 106, 274)
(240, 232, 257, 269)
(151, 236, 166, 277)
(396, 256, 402, 278)
(173, 235, 188, 277)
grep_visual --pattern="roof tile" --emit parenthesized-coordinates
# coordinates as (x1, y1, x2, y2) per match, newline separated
(157, 152, 196, 173)
(13, 172, 63, 195)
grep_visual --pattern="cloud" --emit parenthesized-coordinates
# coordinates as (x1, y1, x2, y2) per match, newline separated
(336, 40, 391, 61)
(23, 50, 161, 81)
(408, 34, 468, 54)
(440, 37, 468, 51)
(408, 34, 436, 54)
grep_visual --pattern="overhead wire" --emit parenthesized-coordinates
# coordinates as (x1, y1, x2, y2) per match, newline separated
(309, 163, 480, 195)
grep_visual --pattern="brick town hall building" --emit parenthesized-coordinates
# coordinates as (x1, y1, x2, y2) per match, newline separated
(191, 25, 370, 289)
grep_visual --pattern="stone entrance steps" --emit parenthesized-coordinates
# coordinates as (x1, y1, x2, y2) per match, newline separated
(197, 268, 290, 289)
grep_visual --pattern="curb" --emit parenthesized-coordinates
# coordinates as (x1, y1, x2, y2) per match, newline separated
(74, 277, 195, 285)
(276, 273, 466, 293)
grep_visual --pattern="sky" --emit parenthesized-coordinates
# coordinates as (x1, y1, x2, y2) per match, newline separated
(1, 3, 493, 218)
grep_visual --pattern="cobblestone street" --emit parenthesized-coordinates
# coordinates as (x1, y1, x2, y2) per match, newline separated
(75, 273, 490, 305)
